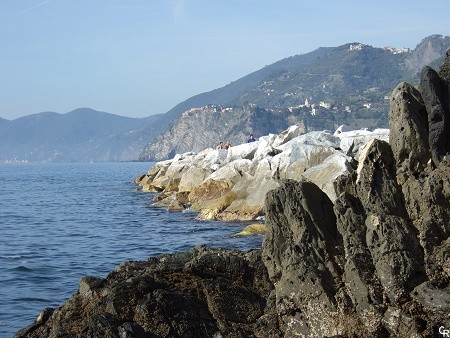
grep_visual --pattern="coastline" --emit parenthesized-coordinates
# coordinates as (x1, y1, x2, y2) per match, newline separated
(14, 54, 450, 337)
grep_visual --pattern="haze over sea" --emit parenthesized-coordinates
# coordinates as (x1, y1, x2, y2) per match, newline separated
(0, 162, 262, 337)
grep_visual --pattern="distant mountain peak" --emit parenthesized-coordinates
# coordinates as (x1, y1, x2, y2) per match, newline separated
(404, 34, 450, 73)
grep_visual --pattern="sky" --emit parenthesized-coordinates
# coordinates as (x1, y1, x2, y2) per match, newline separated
(0, 1, 449, 120)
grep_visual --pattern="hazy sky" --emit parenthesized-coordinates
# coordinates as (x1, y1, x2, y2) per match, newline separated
(0, 1, 449, 120)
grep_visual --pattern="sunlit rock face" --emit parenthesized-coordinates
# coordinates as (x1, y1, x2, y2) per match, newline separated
(136, 125, 388, 221)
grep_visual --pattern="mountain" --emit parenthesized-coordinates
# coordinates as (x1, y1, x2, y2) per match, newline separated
(0, 108, 164, 162)
(2, 35, 449, 162)
(159, 35, 450, 124)
(158, 46, 336, 125)
(404, 34, 450, 72)
(139, 34, 450, 160)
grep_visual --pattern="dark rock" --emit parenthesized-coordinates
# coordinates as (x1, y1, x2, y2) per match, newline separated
(355, 139, 407, 218)
(438, 49, 450, 81)
(389, 82, 430, 183)
(419, 66, 450, 164)
(15, 247, 275, 338)
(79, 276, 105, 298)
(415, 163, 450, 285)
(118, 322, 147, 338)
(334, 191, 386, 334)
(356, 139, 426, 302)
(263, 179, 345, 337)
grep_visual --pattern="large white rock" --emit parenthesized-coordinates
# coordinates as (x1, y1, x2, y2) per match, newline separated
(273, 133, 339, 180)
(204, 159, 253, 185)
(199, 148, 228, 170)
(272, 125, 303, 147)
(149, 160, 174, 189)
(225, 141, 260, 162)
(178, 166, 213, 192)
(289, 130, 341, 148)
(164, 152, 196, 179)
(253, 135, 282, 163)
(302, 152, 353, 202)
(222, 172, 280, 220)
(283, 147, 338, 181)
(337, 129, 389, 157)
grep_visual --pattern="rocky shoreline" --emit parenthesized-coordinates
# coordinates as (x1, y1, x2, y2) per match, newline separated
(15, 53, 450, 337)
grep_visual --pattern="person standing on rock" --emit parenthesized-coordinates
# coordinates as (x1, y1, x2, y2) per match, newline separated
(216, 141, 224, 150)
(224, 141, 232, 149)
(247, 134, 256, 143)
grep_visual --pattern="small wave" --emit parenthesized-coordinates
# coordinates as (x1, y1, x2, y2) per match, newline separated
(10, 265, 33, 272)
(0, 255, 22, 259)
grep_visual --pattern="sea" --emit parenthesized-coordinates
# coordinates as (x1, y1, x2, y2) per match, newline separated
(0, 162, 263, 337)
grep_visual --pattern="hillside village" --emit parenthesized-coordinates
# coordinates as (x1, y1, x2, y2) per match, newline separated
(182, 82, 390, 131)
(185, 36, 415, 121)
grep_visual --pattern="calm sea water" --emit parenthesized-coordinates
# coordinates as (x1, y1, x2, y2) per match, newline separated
(0, 162, 263, 337)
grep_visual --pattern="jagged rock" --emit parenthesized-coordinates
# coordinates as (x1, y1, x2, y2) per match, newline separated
(258, 53, 450, 337)
(15, 247, 274, 338)
(419, 66, 450, 164)
(263, 179, 345, 337)
(392, 59, 450, 287)
(262, 161, 445, 337)
(438, 49, 450, 81)
(334, 192, 386, 335)
(337, 128, 390, 158)
(389, 81, 430, 183)
(79, 276, 105, 298)
(356, 139, 426, 302)
(414, 162, 450, 285)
